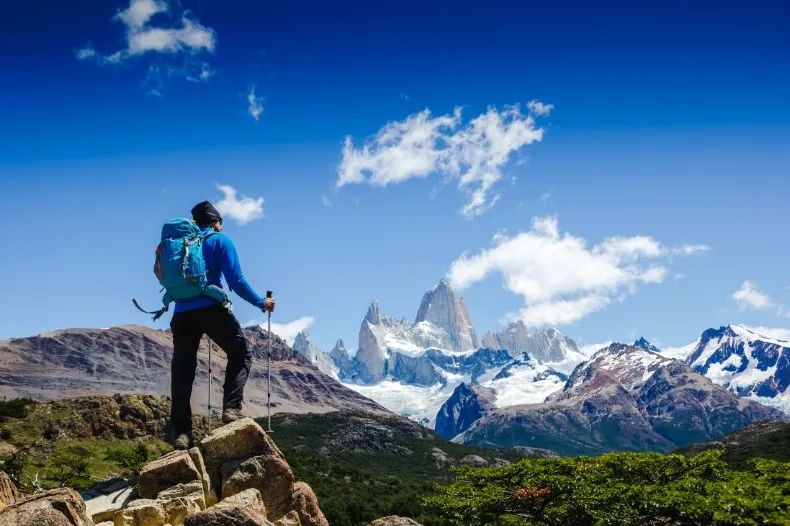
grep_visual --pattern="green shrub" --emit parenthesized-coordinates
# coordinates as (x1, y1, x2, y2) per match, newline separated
(105, 442, 149, 475)
(0, 397, 34, 423)
(423, 449, 790, 526)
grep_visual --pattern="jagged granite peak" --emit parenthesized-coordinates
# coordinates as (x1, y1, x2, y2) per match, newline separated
(366, 300, 382, 325)
(292, 330, 320, 364)
(686, 324, 790, 399)
(634, 337, 661, 354)
(330, 338, 347, 356)
(527, 327, 580, 362)
(483, 322, 579, 362)
(415, 279, 479, 353)
(435, 382, 497, 439)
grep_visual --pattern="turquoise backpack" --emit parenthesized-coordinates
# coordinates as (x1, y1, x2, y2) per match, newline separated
(133, 218, 230, 321)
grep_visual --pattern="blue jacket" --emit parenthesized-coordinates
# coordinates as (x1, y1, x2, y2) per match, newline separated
(174, 227, 266, 313)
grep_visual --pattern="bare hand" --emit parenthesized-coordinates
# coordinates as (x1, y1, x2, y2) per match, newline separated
(263, 297, 275, 312)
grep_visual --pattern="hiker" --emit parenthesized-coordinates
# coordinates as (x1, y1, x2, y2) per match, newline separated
(166, 201, 275, 449)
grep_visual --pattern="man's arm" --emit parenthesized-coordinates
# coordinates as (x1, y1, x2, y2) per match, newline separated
(216, 234, 267, 309)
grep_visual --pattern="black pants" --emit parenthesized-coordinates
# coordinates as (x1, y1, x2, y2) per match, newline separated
(169, 304, 252, 435)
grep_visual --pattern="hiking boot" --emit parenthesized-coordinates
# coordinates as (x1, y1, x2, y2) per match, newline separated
(174, 433, 191, 450)
(222, 407, 245, 423)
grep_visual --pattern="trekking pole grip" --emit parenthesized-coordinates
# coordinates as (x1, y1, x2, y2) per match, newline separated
(266, 290, 272, 298)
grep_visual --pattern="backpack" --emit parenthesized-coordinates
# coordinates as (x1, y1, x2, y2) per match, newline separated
(133, 218, 231, 320)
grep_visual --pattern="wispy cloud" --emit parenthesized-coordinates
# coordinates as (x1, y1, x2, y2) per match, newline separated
(732, 280, 789, 317)
(541, 189, 553, 201)
(527, 100, 554, 117)
(76, 0, 216, 83)
(215, 184, 265, 225)
(245, 316, 315, 346)
(446, 215, 708, 327)
(187, 63, 215, 83)
(336, 101, 551, 218)
(247, 86, 264, 121)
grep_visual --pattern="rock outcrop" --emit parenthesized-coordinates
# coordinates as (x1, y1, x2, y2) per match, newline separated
(3, 417, 329, 526)
(0, 487, 94, 526)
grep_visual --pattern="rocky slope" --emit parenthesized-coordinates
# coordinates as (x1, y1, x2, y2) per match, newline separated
(0, 325, 391, 419)
(675, 419, 790, 468)
(453, 343, 786, 455)
(434, 382, 497, 440)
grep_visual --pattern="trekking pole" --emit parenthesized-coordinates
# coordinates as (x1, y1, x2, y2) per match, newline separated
(207, 335, 213, 434)
(266, 290, 273, 433)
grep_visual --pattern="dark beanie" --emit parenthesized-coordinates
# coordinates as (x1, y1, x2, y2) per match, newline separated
(191, 201, 223, 226)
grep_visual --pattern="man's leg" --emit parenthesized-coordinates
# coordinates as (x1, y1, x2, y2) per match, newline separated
(170, 310, 203, 445)
(203, 305, 252, 417)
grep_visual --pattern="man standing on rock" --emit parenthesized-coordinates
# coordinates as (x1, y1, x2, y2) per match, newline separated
(169, 201, 275, 450)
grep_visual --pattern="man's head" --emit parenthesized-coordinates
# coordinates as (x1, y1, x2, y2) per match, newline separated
(191, 201, 223, 232)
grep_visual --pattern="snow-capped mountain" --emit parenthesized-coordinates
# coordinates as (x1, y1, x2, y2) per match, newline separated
(684, 324, 790, 405)
(435, 353, 568, 439)
(288, 279, 581, 427)
(451, 342, 785, 454)
(559, 340, 672, 395)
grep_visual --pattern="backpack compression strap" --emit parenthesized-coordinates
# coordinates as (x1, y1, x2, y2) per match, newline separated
(132, 298, 169, 321)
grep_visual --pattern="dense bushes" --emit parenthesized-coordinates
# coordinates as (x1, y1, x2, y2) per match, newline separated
(423, 449, 790, 526)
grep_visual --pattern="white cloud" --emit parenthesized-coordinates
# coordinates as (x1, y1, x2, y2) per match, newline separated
(187, 63, 215, 83)
(215, 184, 265, 225)
(541, 189, 553, 201)
(268, 316, 315, 346)
(247, 86, 264, 121)
(76, 47, 98, 60)
(527, 100, 554, 117)
(244, 316, 315, 346)
(336, 102, 550, 218)
(76, 0, 216, 79)
(446, 215, 708, 327)
(733, 280, 774, 311)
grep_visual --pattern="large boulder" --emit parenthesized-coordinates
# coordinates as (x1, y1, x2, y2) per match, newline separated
(184, 489, 271, 525)
(199, 418, 284, 481)
(290, 482, 328, 526)
(137, 450, 202, 500)
(220, 455, 295, 521)
(0, 470, 19, 511)
(112, 480, 205, 526)
(0, 487, 95, 526)
(111, 498, 165, 526)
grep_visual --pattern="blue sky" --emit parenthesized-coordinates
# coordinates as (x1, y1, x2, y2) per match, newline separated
(1, 0, 789, 352)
